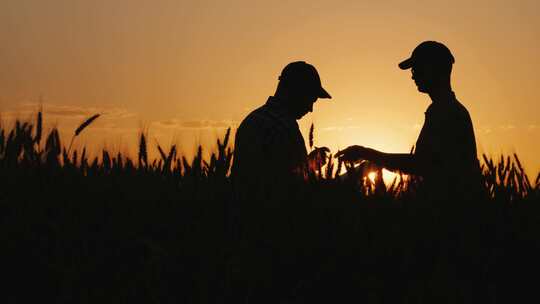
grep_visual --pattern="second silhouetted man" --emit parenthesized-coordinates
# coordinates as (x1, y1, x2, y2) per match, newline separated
(337, 41, 481, 196)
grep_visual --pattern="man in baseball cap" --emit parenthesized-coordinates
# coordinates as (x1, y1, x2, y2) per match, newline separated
(232, 61, 332, 196)
(337, 41, 481, 196)
(229, 61, 331, 303)
(278, 61, 332, 100)
(398, 40, 455, 71)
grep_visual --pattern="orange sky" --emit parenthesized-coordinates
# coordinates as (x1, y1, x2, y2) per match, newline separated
(2, 0, 539, 176)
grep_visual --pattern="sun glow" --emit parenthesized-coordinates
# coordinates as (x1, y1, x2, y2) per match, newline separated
(367, 171, 377, 183)
(366, 169, 408, 186)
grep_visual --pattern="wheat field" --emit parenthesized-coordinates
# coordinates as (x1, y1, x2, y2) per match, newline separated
(1, 112, 539, 303)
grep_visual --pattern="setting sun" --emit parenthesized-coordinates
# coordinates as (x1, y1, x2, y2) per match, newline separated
(2, 0, 539, 175)
(367, 171, 377, 184)
(365, 169, 406, 186)
(2, 1, 540, 302)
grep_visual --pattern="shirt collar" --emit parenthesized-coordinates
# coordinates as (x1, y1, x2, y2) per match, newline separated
(431, 91, 457, 104)
(265, 96, 296, 120)
(426, 91, 457, 114)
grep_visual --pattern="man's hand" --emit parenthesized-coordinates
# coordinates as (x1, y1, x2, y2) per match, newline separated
(308, 146, 330, 170)
(336, 145, 377, 163)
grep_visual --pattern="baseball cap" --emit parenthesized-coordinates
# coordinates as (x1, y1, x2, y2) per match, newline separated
(278, 61, 331, 99)
(399, 41, 455, 70)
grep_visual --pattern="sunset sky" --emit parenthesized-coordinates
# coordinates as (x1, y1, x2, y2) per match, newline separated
(2, 0, 539, 175)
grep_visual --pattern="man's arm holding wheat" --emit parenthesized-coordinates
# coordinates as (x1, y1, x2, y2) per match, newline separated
(336, 146, 421, 175)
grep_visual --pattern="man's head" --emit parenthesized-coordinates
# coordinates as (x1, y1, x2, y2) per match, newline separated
(399, 41, 454, 93)
(275, 61, 331, 119)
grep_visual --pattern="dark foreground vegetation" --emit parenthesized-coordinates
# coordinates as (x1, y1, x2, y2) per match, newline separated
(1, 113, 539, 303)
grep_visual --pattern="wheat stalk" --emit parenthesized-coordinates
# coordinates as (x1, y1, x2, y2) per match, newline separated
(68, 114, 100, 154)
(139, 132, 148, 169)
(35, 109, 42, 146)
(309, 123, 314, 150)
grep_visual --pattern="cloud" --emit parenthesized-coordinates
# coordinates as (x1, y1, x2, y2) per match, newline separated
(321, 126, 343, 131)
(100, 108, 136, 119)
(499, 124, 516, 131)
(46, 108, 89, 117)
(476, 123, 540, 134)
(152, 119, 237, 130)
(320, 125, 363, 131)
(2, 103, 136, 121)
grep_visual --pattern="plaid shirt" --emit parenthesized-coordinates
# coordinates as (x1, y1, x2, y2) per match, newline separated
(231, 96, 308, 191)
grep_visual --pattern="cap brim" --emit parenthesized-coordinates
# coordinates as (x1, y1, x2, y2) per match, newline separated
(318, 87, 331, 99)
(398, 58, 413, 70)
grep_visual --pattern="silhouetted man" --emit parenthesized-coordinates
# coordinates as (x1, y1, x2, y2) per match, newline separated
(231, 61, 331, 197)
(228, 61, 331, 303)
(337, 41, 481, 195)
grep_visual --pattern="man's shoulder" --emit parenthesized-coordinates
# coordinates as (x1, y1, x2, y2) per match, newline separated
(454, 100, 471, 117)
(446, 100, 473, 125)
(239, 103, 296, 134)
(428, 99, 471, 121)
(238, 105, 274, 132)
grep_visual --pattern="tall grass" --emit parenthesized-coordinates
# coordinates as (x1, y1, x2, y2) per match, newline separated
(1, 112, 539, 303)
(3, 111, 536, 198)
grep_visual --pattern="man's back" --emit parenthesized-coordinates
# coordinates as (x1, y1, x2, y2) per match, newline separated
(414, 94, 481, 191)
(232, 97, 308, 196)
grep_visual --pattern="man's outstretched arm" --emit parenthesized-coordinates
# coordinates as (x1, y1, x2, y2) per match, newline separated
(336, 146, 420, 175)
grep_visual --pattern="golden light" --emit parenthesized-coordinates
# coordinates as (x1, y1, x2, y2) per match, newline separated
(383, 169, 410, 185)
(367, 171, 377, 184)
(374, 169, 408, 186)
(382, 169, 397, 184)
